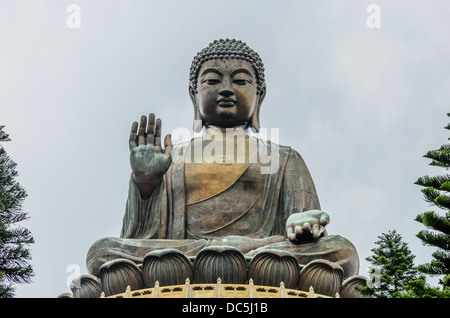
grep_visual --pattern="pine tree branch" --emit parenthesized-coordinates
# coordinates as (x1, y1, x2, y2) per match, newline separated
(431, 250, 450, 267)
(415, 211, 450, 235)
(0, 127, 10, 142)
(421, 187, 441, 204)
(416, 229, 450, 250)
(435, 194, 450, 210)
(418, 259, 448, 276)
(440, 181, 450, 192)
(415, 174, 450, 190)
(439, 144, 450, 153)
(2, 265, 33, 284)
(425, 148, 450, 168)
(0, 209, 29, 225)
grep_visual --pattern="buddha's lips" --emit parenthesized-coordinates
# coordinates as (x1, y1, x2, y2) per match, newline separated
(217, 98, 237, 107)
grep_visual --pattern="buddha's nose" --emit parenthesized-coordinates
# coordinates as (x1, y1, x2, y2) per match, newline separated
(219, 78, 234, 97)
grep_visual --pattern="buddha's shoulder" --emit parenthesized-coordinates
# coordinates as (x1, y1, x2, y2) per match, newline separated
(170, 136, 303, 159)
(256, 138, 302, 158)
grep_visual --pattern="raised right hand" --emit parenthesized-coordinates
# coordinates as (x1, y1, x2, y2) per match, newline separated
(129, 114, 172, 199)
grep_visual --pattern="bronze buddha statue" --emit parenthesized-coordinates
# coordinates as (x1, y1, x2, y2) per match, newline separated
(66, 39, 364, 298)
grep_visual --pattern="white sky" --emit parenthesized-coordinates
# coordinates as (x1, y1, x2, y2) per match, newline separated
(1, 0, 449, 297)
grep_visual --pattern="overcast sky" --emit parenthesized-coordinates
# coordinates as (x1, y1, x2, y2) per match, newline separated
(1, 0, 449, 297)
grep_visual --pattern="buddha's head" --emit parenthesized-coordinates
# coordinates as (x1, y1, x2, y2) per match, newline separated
(189, 39, 266, 132)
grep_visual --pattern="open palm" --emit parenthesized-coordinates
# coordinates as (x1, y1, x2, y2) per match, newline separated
(129, 114, 172, 198)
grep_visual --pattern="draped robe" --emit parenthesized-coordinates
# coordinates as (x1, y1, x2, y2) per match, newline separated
(86, 135, 359, 278)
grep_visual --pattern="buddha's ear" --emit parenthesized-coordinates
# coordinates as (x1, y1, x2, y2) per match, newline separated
(250, 83, 266, 133)
(189, 87, 203, 132)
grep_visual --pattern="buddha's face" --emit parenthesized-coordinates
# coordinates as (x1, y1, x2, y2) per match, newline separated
(192, 59, 264, 129)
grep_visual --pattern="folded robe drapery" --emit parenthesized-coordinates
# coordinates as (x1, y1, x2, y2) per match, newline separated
(86, 137, 359, 278)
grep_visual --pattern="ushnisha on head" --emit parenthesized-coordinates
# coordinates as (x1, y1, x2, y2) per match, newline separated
(189, 39, 266, 132)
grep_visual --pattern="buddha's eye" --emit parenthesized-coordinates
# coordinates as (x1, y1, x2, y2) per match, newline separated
(233, 79, 250, 86)
(233, 77, 253, 85)
(202, 79, 221, 85)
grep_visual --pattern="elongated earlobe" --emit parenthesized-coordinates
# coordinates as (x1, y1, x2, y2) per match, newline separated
(193, 109, 203, 132)
(189, 88, 204, 132)
(250, 84, 266, 133)
(250, 109, 260, 133)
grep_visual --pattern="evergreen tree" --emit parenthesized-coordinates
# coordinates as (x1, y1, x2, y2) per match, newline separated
(359, 230, 420, 298)
(0, 126, 34, 298)
(397, 275, 450, 298)
(414, 113, 450, 291)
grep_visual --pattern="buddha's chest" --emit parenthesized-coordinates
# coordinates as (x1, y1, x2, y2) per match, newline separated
(183, 136, 261, 204)
(184, 162, 256, 204)
(184, 162, 266, 237)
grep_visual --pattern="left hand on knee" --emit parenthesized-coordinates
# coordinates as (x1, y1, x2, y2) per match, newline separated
(286, 210, 330, 242)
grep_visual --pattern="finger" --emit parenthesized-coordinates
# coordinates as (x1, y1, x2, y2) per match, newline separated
(301, 223, 311, 233)
(164, 134, 173, 156)
(138, 115, 147, 145)
(129, 121, 138, 150)
(294, 224, 304, 235)
(319, 214, 329, 226)
(147, 113, 155, 145)
(155, 118, 162, 149)
(312, 224, 320, 239)
(286, 224, 296, 241)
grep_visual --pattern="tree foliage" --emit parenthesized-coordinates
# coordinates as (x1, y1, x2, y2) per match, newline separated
(0, 126, 34, 298)
(414, 113, 450, 290)
(359, 230, 420, 298)
(396, 275, 450, 298)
